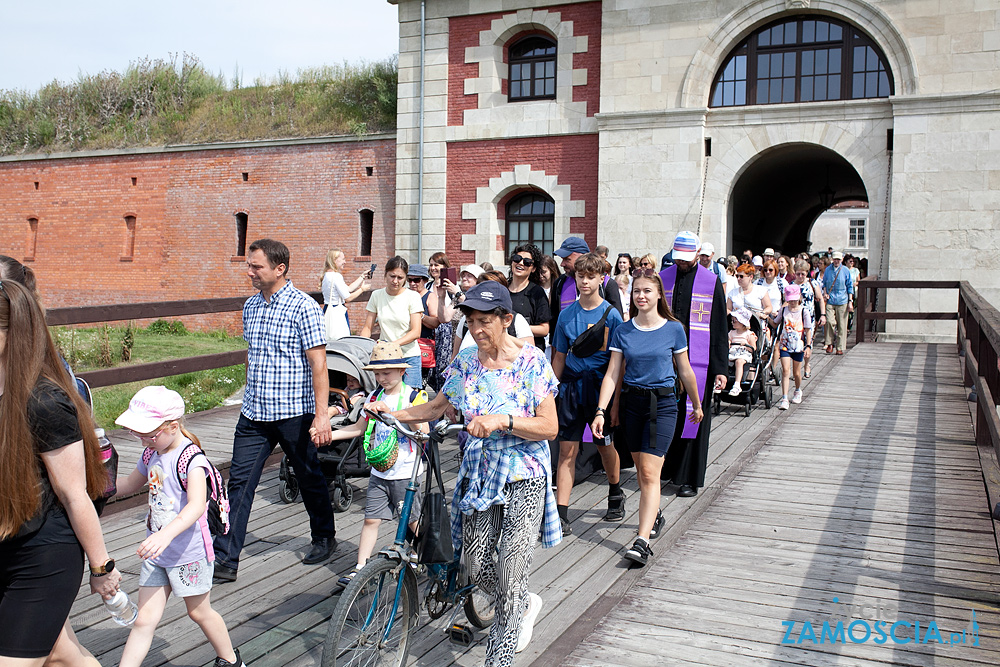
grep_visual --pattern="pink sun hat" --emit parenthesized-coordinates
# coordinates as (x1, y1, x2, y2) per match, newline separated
(115, 385, 186, 433)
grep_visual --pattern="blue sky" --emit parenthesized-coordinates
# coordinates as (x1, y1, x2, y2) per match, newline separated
(0, 0, 400, 93)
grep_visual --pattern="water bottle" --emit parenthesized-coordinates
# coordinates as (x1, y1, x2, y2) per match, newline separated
(104, 590, 138, 626)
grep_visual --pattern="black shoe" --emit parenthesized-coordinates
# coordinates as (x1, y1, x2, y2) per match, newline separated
(303, 537, 337, 565)
(677, 485, 698, 498)
(624, 537, 652, 567)
(214, 648, 246, 667)
(213, 564, 238, 584)
(648, 510, 665, 539)
(603, 492, 626, 522)
(559, 516, 573, 536)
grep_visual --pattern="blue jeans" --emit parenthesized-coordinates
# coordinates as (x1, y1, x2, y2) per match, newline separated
(214, 414, 336, 569)
(403, 355, 423, 389)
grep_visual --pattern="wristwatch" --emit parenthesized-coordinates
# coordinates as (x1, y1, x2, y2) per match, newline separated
(507, 414, 515, 433)
(90, 558, 115, 577)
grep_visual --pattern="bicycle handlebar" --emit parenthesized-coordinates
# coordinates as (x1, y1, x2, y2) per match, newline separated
(365, 407, 465, 443)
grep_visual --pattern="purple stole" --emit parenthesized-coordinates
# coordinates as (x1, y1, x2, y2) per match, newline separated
(659, 264, 715, 439)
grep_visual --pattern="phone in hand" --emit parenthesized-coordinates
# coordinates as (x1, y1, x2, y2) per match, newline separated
(366, 263, 377, 279)
(441, 267, 458, 285)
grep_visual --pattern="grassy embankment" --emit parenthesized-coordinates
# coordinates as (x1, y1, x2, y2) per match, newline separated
(53, 320, 247, 431)
(0, 53, 397, 155)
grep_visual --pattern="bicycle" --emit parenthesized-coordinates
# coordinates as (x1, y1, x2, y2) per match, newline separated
(321, 412, 495, 667)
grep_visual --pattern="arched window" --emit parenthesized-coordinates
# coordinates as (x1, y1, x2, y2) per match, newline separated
(710, 16, 893, 107)
(508, 36, 557, 101)
(505, 192, 554, 257)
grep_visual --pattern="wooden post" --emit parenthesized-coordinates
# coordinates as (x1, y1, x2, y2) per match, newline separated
(855, 279, 868, 346)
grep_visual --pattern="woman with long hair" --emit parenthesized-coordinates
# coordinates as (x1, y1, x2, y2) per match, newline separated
(0, 280, 121, 665)
(538, 256, 561, 300)
(360, 256, 425, 387)
(591, 270, 702, 567)
(320, 249, 369, 343)
(507, 243, 551, 351)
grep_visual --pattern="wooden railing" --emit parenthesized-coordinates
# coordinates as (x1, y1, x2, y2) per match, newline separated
(46, 291, 370, 388)
(854, 278, 1000, 486)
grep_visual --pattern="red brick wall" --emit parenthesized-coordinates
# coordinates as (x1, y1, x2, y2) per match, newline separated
(0, 139, 396, 332)
(445, 134, 599, 265)
(448, 2, 602, 126)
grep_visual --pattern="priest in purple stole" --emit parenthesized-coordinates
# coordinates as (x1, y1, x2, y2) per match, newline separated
(659, 231, 728, 497)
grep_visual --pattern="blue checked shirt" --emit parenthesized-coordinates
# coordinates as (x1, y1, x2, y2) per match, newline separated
(442, 345, 562, 553)
(242, 281, 327, 421)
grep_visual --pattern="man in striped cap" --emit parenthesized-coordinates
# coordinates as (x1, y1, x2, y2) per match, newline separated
(659, 231, 728, 498)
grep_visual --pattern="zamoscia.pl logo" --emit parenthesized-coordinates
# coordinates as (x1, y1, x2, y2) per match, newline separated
(780, 597, 980, 647)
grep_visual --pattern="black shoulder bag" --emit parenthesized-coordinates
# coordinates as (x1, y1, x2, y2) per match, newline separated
(569, 304, 613, 358)
(415, 437, 455, 564)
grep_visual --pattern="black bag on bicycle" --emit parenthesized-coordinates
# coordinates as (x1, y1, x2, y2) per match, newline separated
(415, 438, 454, 564)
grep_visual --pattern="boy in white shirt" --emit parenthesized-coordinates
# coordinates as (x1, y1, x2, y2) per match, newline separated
(327, 341, 429, 586)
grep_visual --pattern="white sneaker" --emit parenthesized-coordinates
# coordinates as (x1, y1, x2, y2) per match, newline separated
(778, 397, 789, 410)
(515, 593, 543, 653)
(791, 389, 802, 404)
(728, 385, 741, 396)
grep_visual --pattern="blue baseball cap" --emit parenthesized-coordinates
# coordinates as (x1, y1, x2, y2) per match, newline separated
(460, 281, 513, 313)
(672, 230, 701, 262)
(554, 237, 590, 258)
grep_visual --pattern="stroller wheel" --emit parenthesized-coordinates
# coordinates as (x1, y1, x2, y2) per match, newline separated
(744, 401, 751, 417)
(279, 479, 300, 504)
(331, 484, 354, 512)
(764, 384, 773, 409)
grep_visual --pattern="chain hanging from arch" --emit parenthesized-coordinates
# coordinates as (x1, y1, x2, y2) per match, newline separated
(697, 152, 710, 238)
(874, 141, 893, 339)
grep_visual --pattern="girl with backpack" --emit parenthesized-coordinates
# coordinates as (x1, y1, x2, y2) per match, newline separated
(114, 386, 246, 667)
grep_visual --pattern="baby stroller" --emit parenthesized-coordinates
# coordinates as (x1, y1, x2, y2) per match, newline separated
(713, 313, 774, 417)
(278, 336, 378, 510)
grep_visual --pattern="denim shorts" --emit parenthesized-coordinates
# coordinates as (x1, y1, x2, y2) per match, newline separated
(139, 556, 213, 597)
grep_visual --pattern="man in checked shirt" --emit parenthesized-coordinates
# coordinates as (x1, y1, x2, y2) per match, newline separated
(213, 239, 337, 583)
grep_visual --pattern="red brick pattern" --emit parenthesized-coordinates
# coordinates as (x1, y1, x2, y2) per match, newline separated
(445, 135, 599, 265)
(0, 140, 396, 331)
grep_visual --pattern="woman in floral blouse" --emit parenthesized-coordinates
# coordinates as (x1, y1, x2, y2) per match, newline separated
(372, 280, 559, 665)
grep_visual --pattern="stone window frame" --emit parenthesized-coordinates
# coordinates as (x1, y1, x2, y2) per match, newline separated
(462, 164, 584, 267)
(680, 0, 917, 109)
(451, 9, 593, 140)
(848, 217, 867, 248)
(709, 15, 894, 108)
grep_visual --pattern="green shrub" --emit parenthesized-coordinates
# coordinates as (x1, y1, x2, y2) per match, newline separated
(146, 319, 189, 336)
(0, 54, 397, 155)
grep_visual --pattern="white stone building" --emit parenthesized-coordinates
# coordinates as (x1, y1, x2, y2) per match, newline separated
(390, 0, 1000, 339)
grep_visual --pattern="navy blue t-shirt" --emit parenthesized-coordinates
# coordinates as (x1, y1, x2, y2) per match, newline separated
(552, 300, 623, 378)
(609, 319, 688, 388)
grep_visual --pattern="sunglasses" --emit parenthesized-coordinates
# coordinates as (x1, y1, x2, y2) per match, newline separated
(510, 255, 534, 267)
(764, 268, 775, 273)
(631, 268, 659, 279)
(406, 276, 425, 282)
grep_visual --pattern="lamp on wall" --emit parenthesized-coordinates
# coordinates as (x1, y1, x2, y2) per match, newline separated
(818, 165, 835, 210)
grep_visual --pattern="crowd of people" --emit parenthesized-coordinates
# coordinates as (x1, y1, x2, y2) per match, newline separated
(0, 231, 862, 666)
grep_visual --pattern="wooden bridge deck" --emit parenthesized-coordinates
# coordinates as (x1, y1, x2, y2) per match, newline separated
(68, 343, 1000, 665)
(563, 343, 1000, 666)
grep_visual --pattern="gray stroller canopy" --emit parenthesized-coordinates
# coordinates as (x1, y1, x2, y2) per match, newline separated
(326, 336, 378, 393)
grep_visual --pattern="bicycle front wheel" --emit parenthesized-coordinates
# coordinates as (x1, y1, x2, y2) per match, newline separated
(322, 556, 418, 667)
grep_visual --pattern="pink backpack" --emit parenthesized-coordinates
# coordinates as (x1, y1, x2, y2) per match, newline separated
(142, 443, 231, 536)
